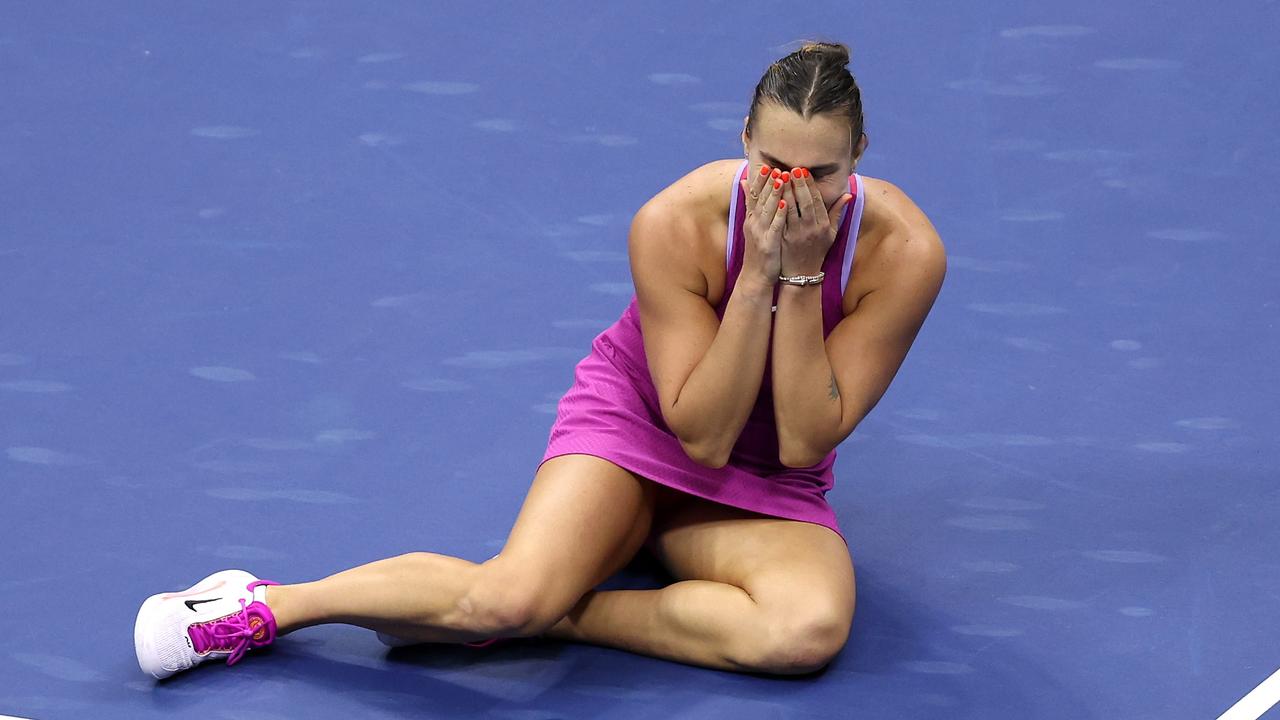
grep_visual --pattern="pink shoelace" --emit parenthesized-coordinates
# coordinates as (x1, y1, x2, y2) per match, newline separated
(188, 579, 281, 666)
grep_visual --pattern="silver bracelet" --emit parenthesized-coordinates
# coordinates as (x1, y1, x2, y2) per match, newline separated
(778, 271, 825, 286)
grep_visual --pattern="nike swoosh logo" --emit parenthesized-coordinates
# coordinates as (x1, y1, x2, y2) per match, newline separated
(185, 598, 221, 612)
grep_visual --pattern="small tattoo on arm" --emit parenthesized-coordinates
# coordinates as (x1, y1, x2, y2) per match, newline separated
(828, 372, 840, 401)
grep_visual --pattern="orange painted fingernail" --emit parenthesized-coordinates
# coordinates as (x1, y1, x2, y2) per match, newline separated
(779, 200, 786, 209)
(802, 168, 810, 178)
(771, 169, 781, 179)
(760, 165, 771, 176)
(774, 180, 781, 189)
(780, 172, 790, 183)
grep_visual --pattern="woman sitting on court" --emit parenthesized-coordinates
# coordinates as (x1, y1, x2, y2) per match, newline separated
(135, 40, 945, 679)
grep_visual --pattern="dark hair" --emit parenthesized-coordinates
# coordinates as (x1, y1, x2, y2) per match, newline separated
(746, 41, 865, 152)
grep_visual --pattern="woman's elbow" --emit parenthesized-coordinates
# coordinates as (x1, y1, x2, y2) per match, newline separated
(779, 444, 825, 469)
(698, 452, 731, 469)
(679, 437, 730, 469)
(665, 408, 730, 469)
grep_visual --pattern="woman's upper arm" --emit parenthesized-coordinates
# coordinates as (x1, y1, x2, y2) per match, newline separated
(628, 197, 720, 446)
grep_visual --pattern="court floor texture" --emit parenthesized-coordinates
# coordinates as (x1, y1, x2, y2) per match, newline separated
(2, 2, 1277, 719)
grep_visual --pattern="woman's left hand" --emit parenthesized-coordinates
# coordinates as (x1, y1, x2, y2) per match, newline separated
(780, 168, 853, 276)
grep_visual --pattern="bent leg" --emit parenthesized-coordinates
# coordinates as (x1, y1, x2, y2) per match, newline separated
(546, 494, 856, 675)
(265, 454, 662, 643)
(547, 581, 763, 672)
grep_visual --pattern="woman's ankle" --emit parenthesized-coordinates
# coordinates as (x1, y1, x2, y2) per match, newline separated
(262, 584, 302, 635)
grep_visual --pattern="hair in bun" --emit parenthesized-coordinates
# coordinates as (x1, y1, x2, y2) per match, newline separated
(800, 41, 851, 66)
(747, 40, 864, 150)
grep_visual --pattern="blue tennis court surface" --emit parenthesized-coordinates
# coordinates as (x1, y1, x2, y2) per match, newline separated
(3, 2, 1278, 718)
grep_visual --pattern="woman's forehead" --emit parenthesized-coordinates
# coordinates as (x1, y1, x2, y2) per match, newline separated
(753, 119, 850, 165)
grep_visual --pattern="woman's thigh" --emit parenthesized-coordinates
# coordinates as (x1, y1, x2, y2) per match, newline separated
(482, 454, 666, 628)
(649, 494, 856, 651)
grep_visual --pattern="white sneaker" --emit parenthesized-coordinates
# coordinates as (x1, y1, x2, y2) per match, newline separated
(134, 569, 281, 679)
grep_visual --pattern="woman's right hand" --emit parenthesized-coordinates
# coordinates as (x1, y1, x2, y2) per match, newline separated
(738, 166, 789, 291)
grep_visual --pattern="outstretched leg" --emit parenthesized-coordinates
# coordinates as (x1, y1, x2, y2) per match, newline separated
(134, 454, 665, 678)
(265, 552, 495, 643)
(264, 454, 662, 644)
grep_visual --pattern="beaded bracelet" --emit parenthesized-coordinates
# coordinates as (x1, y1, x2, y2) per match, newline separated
(778, 271, 825, 286)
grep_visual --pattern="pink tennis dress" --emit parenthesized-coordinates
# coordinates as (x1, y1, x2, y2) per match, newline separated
(540, 160, 866, 549)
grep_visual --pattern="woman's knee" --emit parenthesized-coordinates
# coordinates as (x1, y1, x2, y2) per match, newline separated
(463, 560, 573, 636)
(477, 456, 659, 633)
(733, 602, 854, 675)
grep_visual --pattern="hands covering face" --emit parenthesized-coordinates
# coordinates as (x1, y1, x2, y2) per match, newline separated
(741, 165, 853, 277)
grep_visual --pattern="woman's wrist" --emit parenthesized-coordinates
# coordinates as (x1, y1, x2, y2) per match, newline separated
(736, 275, 777, 300)
(779, 263, 824, 278)
(773, 269, 824, 285)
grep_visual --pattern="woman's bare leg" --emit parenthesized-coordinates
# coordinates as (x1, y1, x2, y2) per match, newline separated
(258, 454, 661, 644)
(543, 582, 762, 672)
(264, 553, 494, 643)
(544, 502, 855, 675)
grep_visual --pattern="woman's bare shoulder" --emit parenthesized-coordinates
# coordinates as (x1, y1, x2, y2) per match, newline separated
(852, 175, 946, 287)
(635, 158, 742, 224)
(629, 159, 742, 297)
(859, 175, 939, 238)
